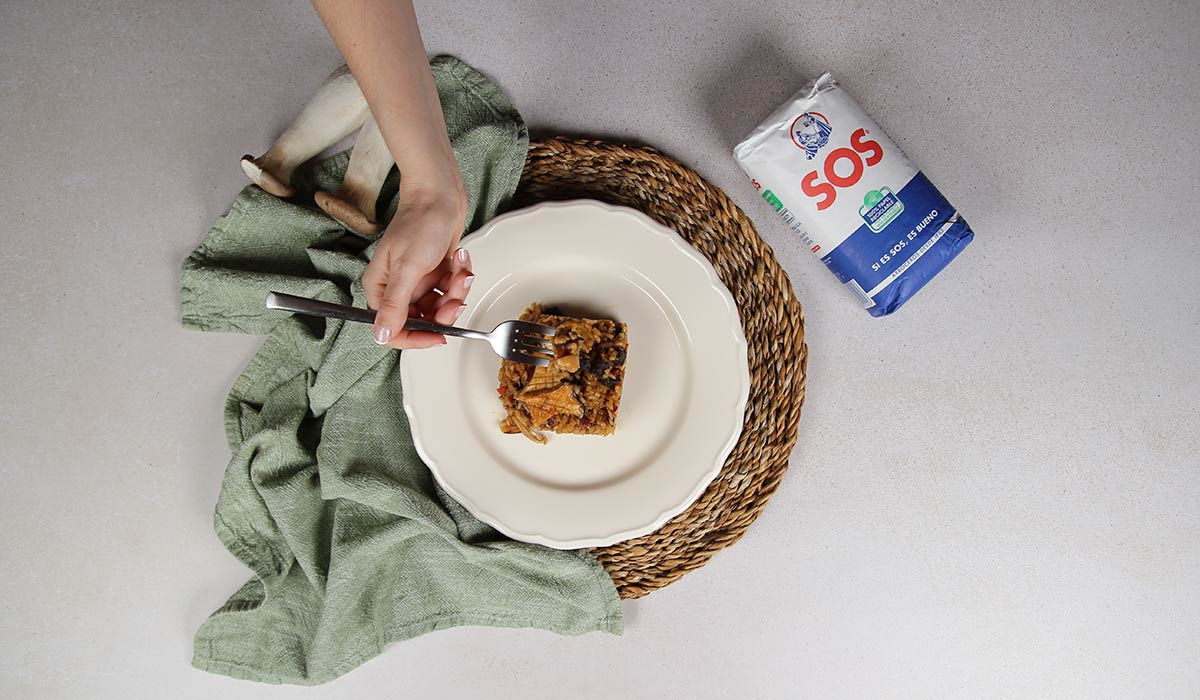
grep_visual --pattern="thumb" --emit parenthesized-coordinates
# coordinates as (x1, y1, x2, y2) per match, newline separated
(372, 269, 417, 346)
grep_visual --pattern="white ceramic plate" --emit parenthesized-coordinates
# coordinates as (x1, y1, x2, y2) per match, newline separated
(400, 200, 749, 549)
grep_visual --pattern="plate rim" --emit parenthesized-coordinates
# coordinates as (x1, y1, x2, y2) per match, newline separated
(400, 199, 750, 549)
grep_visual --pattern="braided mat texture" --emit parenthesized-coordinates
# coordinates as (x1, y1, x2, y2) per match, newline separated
(514, 138, 809, 599)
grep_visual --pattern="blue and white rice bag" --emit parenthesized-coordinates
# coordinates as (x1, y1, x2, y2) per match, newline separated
(734, 73, 974, 316)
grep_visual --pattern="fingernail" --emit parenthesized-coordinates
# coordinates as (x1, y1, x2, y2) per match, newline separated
(440, 337, 448, 345)
(373, 325, 391, 345)
(464, 274, 475, 290)
(454, 304, 467, 321)
(456, 248, 470, 266)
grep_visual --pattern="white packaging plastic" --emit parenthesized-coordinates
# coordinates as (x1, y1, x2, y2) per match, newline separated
(735, 73, 974, 316)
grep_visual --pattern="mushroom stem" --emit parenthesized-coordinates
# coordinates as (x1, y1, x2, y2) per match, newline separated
(240, 65, 369, 198)
(314, 116, 395, 236)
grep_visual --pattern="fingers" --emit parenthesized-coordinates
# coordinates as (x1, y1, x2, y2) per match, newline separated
(417, 290, 466, 324)
(412, 268, 475, 319)
(451, 246, 471, 277)
(432, 296, 467, 326)
(387, 329, 446, 349)
(362, 251, 388, 311)
(426, 247, 473, 304)
(410, 259, 451, 303)
(370, 251, 451, 312)
(377, 267, 465, 349)
(420, 248, 473, 323)
(364, 245, 474, 350)
(372, 268, 419, 346)
(443, 264, 475, 303)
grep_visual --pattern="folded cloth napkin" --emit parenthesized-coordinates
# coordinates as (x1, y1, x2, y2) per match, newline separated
(182, 56, 621, 686)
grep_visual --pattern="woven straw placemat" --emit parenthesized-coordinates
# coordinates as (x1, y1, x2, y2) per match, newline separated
(514, 138, 808, 599)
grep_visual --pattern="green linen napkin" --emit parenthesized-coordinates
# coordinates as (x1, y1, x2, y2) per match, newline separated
(182, 56, 621, 686)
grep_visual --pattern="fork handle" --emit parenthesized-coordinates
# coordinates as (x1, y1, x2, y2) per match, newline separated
(266, 292, 485, 339)
(402, 317, 488, 340)
(266, 291, 377, 324)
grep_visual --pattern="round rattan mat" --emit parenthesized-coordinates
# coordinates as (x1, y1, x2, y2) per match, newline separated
(514, 138, 808, 599)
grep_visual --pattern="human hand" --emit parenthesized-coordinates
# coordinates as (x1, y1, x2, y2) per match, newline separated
(363, 187, 472, 349)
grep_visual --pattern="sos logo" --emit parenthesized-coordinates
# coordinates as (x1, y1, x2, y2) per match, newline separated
(801, 128, 883, 211)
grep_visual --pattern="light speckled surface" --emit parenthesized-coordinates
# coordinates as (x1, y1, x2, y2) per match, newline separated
(1, 1, 1198, 697)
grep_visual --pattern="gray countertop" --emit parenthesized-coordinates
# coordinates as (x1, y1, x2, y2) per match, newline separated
(1, 1, 1197, 697)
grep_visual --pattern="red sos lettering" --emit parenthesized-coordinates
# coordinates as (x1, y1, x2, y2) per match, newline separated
(801, 128, 883, 211)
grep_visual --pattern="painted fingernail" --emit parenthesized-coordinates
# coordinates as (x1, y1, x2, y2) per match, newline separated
(373, 325, 391, 345)
(464, 274, 475, 290)
(456, 248, 470, 265)
(454, 304, 467, 321)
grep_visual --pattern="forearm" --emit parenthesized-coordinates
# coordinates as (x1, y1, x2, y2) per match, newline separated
(311, 0, 463, 203)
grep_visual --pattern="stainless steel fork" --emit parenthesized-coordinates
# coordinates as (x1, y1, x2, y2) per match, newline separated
(265, 291, 557, 367)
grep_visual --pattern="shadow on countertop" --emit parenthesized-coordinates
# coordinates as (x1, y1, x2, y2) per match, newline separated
(701, 35, 818, 150)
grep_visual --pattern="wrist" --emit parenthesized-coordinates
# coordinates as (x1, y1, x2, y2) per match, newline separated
(398, 177, 467, 222)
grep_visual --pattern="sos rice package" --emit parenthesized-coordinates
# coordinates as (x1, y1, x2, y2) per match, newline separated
(734, 73, 974, 316)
